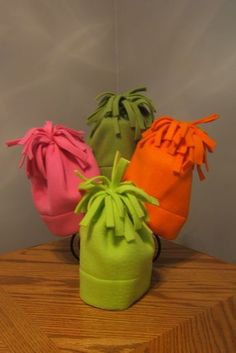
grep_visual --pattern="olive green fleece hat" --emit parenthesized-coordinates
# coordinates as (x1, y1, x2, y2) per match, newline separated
(86, 87, 156, 178)
(75, 152, 159, 310)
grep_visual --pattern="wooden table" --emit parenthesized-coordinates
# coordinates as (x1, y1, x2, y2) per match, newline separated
(0, 238, 235, 353)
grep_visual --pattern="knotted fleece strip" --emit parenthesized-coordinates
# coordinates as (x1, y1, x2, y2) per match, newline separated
(75, 152, 159, 242)
(6, 121, 91, 179)
(87, 87, 156, 141)
(139, 114, 219, 180)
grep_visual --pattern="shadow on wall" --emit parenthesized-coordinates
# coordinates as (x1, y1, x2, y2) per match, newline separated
(116, 0, 236, 263)
(0, 0, 116, 253)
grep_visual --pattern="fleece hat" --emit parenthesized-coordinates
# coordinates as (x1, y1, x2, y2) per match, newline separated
(86, 87, 155, 178)
(125, 114, 219, 240)
(75, 152, 159, 310)
(6, 121, 99, 236)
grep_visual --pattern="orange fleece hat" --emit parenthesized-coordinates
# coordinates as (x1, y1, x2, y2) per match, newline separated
(124, 114, 219, 240)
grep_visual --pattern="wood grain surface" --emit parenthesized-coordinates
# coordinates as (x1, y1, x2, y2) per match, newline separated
(0, 238, 235, 353)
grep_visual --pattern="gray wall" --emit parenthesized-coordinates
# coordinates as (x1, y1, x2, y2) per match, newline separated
(1, 0, 235, 263)
(116, 0, 236, 263)
(0, 0, 116, 253)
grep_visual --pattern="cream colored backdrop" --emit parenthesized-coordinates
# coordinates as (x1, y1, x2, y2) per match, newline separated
(0, 0, 116, 253)
(116, 0, 236, 263)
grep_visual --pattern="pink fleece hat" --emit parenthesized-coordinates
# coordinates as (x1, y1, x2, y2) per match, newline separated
(6, 121, 100, 236)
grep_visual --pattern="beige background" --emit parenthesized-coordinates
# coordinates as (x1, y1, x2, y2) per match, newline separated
(1, 0, 235, 263)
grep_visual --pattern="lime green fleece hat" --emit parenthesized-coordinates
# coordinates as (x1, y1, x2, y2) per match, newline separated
(86, 87, 156, 178)
(75, 152, 159, 310)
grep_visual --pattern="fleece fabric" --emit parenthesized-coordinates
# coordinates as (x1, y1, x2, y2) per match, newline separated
(6, 121, 99, 236)
(75, 152, 159, 310)
(86, 87, 155, 177)
(125, 114, 219, 240)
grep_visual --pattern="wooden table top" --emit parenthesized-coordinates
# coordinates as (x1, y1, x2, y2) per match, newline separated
(0, 238, 235, 353)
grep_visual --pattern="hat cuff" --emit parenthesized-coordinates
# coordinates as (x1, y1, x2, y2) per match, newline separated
(80, 268, 152, 310)
(42, 211, 82, 237)
(147, 205, 186, 240)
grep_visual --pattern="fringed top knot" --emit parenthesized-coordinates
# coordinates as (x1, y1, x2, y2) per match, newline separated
(87, 87, 156, 140)
(75, 152, 159, 242)
(6, 121, 90, 179)
(139, 114, 219, 180)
